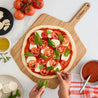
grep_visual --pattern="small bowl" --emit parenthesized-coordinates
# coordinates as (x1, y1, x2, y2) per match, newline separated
(80, 60, 98, 86)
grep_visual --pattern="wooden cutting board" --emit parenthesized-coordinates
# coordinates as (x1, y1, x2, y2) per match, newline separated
(11, 3, 90, 89)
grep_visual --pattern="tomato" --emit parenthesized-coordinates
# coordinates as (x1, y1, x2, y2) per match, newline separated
(33, 0, 44, 9)
(29, 34, 35, 45)
(28, 60, 37, 69)
(14, 0, 23, 10)
(38, 58, 47, 65)
(63, 35, 70, 44)
(38, 40, 48, 49)
(56, 45, 66, 54)
(60, 60, 68, 69)
(14, 10, 25, 20)
(44, 48, 54, 58)
(41, 32, 48, 38)
(49, 57, 59, 67)
(31, 47, 40, 56)
(40, 68, 49, 76)
(25, 5, 35, 16)
(22, 0, 32, 4)
(51, 31, 61, 39)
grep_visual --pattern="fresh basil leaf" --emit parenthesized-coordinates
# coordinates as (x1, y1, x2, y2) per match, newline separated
(7, 92, 13, 98)
(48, 38, 56, 47)
(47, 66, 54, 70)
(4, 58, 7, 63)
(24, 52, 33, 57)
(40, 53, 48, 59)
(55, 68, 60, 74)
(54, 49, 60, 60)
(38, 80, 44, 88)
(58, 34, 64, 42)
(16, 89, 21, 97)
(6, 57, 11, 61)
(43, 80, 48, 88)
(34, 32, 42, 46)
(64, 49, 70, 57)
(39, 64, 43, 69)
(46, 30, 52, 34)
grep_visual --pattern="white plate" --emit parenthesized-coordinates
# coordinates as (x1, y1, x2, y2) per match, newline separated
(80, 61, 98, 87)
(0, 75, 24, 98)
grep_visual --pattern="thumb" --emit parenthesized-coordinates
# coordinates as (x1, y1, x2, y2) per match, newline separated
(57, 72, 63, 83)
(38, 86, 45, 95)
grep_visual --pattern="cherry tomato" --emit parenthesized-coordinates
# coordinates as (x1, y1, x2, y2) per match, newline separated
(44, 48, 54, 58)
(38, 58, 48, 65)
(14, 0, 23, 10)
(25, 5, 35, 16)
(56, 45, 66, 54)
(51, 31, 61, 39)
(40, 68, 49, 76)
(63, 35, 70, 44)
(22, 0, 32, 4)
(38, 40, 48, 49)
(33, 0, 44, 9)
(31, 47, 40, 57)
(14, 10, 25, 20)
(49, 57, 59, 67)
(60, 60, 68, 69)
(29, 34, 35, 45)
(41, 32, 48, 38)
(28, 60, 37, 69)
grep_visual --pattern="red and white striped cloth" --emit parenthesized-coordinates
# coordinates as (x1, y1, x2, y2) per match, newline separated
(70, 74, 98, 98)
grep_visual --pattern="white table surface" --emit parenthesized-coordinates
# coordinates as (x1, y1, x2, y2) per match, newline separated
(0, 0, 98, 98)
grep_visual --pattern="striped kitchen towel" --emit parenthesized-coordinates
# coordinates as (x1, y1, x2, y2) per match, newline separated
(70, 74, 98, 98)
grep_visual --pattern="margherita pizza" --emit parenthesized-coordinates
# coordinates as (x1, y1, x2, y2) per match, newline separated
(21, 25, 76, 79)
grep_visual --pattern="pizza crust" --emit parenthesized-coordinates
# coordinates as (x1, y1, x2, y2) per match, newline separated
(21, 25, 76, 79)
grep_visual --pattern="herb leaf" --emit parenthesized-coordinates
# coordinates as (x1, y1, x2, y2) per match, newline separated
(4, 52, 8, 55)
(48, 38, 56, 47)
(34, 32, 42, 46)
(40, 53, 48, 59)
(6, 57, 11, 61)
(0, 58, 2, 60)
(58, 34, 64, 42)
(54, 49, 60, 60)
(38, 80, 44, 88)
(47, 66, 54, 70)
(16, 89, 21, 97)
(46, 30, 52, 34)
(24, 52, 33, 57)
(55, 68, 60, 74)
(64, 49, 70, 57)
(39, 64, 43, 69)
(43, 80, 48, 88)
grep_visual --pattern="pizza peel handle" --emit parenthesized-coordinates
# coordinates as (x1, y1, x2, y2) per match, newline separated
(69, 2, 91, 27)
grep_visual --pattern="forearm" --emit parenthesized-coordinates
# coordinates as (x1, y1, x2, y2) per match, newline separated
(59, 91, 70, 98)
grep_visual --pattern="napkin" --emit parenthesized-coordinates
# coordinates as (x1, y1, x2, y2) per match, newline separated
(70, 74, 98, 98)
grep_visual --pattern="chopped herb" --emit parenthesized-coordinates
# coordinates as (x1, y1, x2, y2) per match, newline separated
(39, 64, 43, 69)
(43, 80, 48, 88)
(47, 38, 56, 47)
(40, 53, 48, 59)
(58, 34, 64, 42)
(55, 68, 60, 74)
(46, 30, 52, 34)
(47, 66, 54, 70)
(64, 49, 70, 57)
(38, 80, 48, 88)
(54, 49, 60, 60)
(24, 52, 33, 57)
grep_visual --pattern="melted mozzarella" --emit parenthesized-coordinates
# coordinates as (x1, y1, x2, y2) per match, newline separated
(51, 39, 60, 47)
(54, 63, 61, 70)
(61, 54, 70, 61)
(35, 64, 40, 72)
(3, 84, 11, 93)
(63, 42, 69, 46)
(35, 30, 43, 38)
(47, 30, 53, 38)
(0, 92, 2, 98)
(46, 61, 50, 67)
(29, 44, 37, 49)
(0, 83, 2, 90)
(27, 57, 36, 63)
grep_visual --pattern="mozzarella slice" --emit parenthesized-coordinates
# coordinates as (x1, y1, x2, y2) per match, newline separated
(63, 42, 69, 46)
(2, 19, 10, 25)
(51, 39, 60, 47)
(0, 22, 3, 30)
(46, 61, 50, 67)
(54, 63, 61, 70)
(0, 11, 3, 20)
(29, 44, 37, 49)
(3, 84, 11, 93)
(27, 57, 36, 63)
(9, 81, 18, 91)
(61, 54, 70, 61)
(47, 30, 53, 38)
(35, 30, 43, 38)
(0, 83, 2, 90)
(35, 64, 40, 72)
(4, 25, 9, 31)
(0, 92, 2, 98)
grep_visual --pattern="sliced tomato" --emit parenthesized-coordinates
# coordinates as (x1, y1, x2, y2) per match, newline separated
(60, 60, 68, 69)
(56, 45, 67, 54)
(38, 58, 48, 65)
(41, 32, 48, 38)
(28, 60, 37, 69)
(38, 40, 48, 49)
(29, 34, 35, 45)
(49, 57, 59, 67)
(40, 68, 49, 76)
(63, 35, 70, 44)
(31, 48, 40, 57)
(51, 31, 61, 39)
(44, 48, 54, 58)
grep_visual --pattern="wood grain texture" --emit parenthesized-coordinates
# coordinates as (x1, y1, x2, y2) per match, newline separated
(11, 3, 90, 89)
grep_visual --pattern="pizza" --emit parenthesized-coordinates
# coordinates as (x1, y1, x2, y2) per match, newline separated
(21, 25, 76, 79)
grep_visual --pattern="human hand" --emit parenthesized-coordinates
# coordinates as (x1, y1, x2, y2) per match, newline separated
(29, 84, 45, 98)
(57, 71, 71, 98)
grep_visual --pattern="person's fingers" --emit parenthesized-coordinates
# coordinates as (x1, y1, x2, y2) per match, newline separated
(38, 86, 45, 95)
(57, 72, 63, 83)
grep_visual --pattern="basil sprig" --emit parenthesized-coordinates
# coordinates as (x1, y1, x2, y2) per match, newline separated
(55, 68, 60, 74)
(47, 66, 54, 70)
(38, 80, 48, 88)
(24, 52, 33, 57)
(46, 30, 52, 34)
(54, 49, 60, 60)
(34, 32, 42, 46)
(58, 34, 64, 42)
(39, 64, 43, 69)
(40, 53, 48, 59)
(64, 49, 70, 57)
(48, 38, 56, 47)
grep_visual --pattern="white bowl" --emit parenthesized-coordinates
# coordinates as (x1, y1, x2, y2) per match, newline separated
(80, 61, 98, 86)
